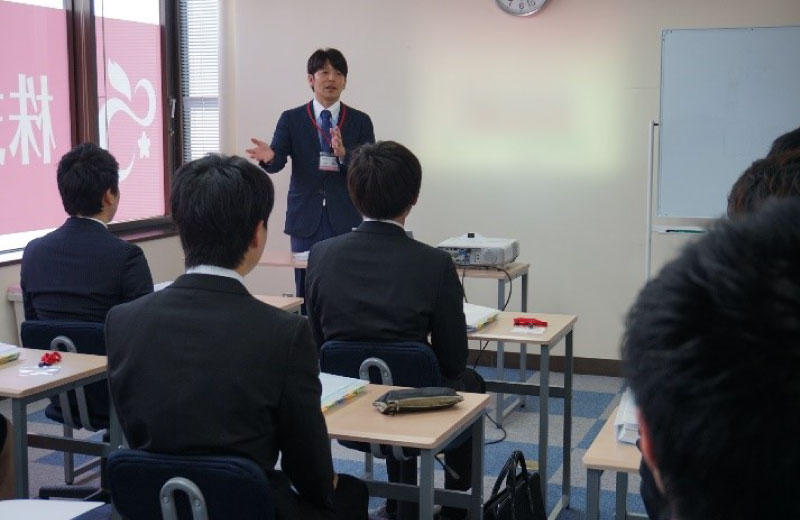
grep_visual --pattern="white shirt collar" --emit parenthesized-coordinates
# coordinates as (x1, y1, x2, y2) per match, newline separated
(312, 98, 341, 123)
(186, 265, 246, 285)
(362, 217, 405, 230)
(75, 216, 108, 229)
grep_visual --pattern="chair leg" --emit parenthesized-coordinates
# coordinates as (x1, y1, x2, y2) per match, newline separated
(62, 422, 74, 485)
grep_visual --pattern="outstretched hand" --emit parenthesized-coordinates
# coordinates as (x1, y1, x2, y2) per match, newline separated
(246, 138, 275, 164)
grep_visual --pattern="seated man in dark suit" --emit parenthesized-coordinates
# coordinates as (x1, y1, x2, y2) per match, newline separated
(106, 154, 367, 520)
(20, 143, 153, 322)
(305, 141, 484, 520)
(623, 199, 800, 520)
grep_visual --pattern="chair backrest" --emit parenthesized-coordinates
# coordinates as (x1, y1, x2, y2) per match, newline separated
(20, 320, 109, 428)
(108, 449, 274, 520)
(320, 341, 443, 387)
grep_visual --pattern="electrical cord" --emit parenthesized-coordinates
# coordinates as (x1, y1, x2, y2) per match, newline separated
(484, 411, 507, 445)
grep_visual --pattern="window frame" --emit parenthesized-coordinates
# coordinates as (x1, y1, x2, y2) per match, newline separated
(0, 0, 190, 262)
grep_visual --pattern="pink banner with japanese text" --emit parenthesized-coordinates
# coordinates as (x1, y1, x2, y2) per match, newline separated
(96, 15, 165, 222)
(0, 2, 71, 235)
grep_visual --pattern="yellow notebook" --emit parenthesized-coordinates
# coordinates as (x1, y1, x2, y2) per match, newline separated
(0, 343, 21, 365)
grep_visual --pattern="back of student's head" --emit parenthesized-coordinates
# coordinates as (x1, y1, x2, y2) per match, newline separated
(57, 143, 119, 217)
(171, 154, 274, 269)
(727, 152, 800, 218)
(347, 141, 421, 220)
(622, 198, 800, 520)
(767, 125, 800, 157)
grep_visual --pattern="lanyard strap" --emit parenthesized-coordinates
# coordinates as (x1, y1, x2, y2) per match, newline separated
(306, 102, 347, 147)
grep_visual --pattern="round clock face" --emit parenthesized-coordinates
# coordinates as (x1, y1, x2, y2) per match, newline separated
(496, 0, 548, 16)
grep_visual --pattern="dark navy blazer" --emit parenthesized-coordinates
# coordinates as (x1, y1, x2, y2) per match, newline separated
(20, 217, 153, 322)
(262, 101, 375, 238)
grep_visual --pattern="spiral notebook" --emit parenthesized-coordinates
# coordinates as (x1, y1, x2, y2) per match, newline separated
(319, 372, 368, 412)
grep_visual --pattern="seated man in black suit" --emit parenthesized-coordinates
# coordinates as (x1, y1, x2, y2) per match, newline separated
(623, 199, 800, 520)
(20, 143, 153, 322)
(305, 141, 484, 520)
(106, 154, 367, 520)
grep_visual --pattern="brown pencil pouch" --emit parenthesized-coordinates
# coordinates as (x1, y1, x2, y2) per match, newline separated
(373, 387, 464, 415)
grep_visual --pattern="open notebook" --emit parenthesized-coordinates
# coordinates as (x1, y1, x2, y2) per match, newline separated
(614, 388, 639, 444)
(463, 302, 500, 332)
(319, 372, 368, 412)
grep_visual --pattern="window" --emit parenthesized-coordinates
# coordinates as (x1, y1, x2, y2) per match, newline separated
(0, 0, 200, 257)
(95, 0, 166, 223)
(0, 1, 72, 251)
(179, 0, 219, 162)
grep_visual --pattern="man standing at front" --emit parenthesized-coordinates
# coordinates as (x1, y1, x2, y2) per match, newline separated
(247, 48, 375, 301)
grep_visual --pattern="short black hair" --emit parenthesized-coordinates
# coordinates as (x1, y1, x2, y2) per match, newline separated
(56, 143, 119, 216)
(171, 154, 274, 269)
(347, 141, 422, 220)
(727, 153, 800, 217)
(622, 198, 800, 520)
(767, 125, 800, 157)
(307, 48, 348, 77)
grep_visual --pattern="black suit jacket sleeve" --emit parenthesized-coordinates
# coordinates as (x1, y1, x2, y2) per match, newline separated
(431, 256, 469, 380)
(277, 318, 336, 512)
(265, 110, 291, 173)
(121, 246, 154, 302)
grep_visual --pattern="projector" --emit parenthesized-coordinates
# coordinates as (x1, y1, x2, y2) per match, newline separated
(437, 233, 520, 267)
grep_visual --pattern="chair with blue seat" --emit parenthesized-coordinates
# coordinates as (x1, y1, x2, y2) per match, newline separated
(319, 340, 471, 518)
(20, 320, 110, 498)
(107, 449, 274, 520)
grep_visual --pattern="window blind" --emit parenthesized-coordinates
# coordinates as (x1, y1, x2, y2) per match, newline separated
(179, 0, 218, 162)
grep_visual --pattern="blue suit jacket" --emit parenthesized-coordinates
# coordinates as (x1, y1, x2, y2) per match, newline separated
(20, 217, 153, 322)
(263, 101, 375, 238)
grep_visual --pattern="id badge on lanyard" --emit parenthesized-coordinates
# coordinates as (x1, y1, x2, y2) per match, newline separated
(308, 102, 347, 173)
(319, 153, 339, 172)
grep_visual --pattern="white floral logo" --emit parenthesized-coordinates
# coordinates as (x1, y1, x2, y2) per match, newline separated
(98, 60, 156, 181)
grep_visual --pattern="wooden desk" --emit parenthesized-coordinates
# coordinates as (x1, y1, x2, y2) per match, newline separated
(468, 311, 577, 519)
(258, 251, 530, 314)
(0, 499, 105, 519)
(0, 348, 123, 499)
(582, 407, 645, 520)
(325, 384, 490, 519)
(6, 285, 304, 344)
(253, 294, 303, 314)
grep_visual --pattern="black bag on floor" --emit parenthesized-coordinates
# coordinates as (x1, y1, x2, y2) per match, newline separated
(484, 450, 547, 520)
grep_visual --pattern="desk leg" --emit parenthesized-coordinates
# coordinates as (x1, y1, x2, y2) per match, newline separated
(586, 469, 602, 520)
(11, 399, 28, 498)
(521, 272, 529, 312)
(419, 450, 435, 520)
(615, 472, 628, 520)
(470, 414, 486, 519)
(539, 344, 550, 499)
(563, 331, 573, 505)
(519, 273, 529, 407)
(495, 339, 506, 426)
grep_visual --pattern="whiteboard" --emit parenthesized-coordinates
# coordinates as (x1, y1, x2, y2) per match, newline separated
(658, 27, 800, 218)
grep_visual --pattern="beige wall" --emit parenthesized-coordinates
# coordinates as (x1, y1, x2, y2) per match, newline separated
(223, 0, 800, 360)
(0, 236, 184, 345)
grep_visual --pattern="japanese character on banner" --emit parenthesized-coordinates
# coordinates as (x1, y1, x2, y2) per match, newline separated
(7, 74, 56, 166)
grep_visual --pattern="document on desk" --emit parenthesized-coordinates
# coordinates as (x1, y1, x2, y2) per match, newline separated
(320, 372, 368, 412)
(464, 302, 500, 332)
(0, 342, 21, 365)
(614, 388, 639, 444)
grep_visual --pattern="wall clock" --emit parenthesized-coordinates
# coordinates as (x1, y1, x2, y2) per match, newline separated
(496, 0, 548, 16)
